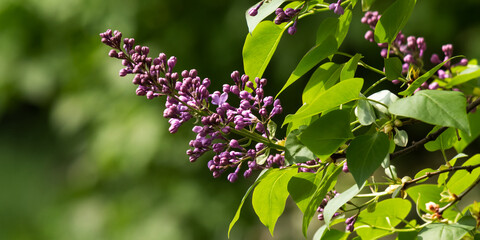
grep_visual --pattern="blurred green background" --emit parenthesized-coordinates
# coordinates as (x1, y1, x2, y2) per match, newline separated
(1, 0, 479, 239)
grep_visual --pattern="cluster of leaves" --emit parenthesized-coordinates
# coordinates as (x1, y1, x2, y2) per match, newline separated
(227, 0, 480, 239)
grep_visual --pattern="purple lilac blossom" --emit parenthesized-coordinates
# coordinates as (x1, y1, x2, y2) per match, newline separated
(100, 29, 286, 182)
(361, 11, 468, 92)
(329, 0, 344, 15)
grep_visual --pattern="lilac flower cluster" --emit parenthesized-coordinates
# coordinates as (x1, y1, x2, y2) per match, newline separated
(329, 0, 344, 15)
(317, 190, 341, 221)
(100, 29, 285, 182)
(361, 11, 468, 92)
(274, 7, 302, 35)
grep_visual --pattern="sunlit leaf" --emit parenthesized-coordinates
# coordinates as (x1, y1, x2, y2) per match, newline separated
(374, 0, 416, 44)
(389, 90, 471, 135)
(252, 168, 298, 236)
(347, 132, 390, 186)
(284, 78, 363, 125)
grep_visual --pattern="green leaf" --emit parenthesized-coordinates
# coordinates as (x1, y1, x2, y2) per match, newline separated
(303, 62, 343, 104)
(277, 35, 338, 97)
(355, 198, 412, 240)
(324, 182, 365, 226)
(413, 168, 435, 183)
(285, 128, 317, 164)
(362, 0, 376, 11)
(454, 110, 480, 152)
(252, 167, 298, 236)
(313, 220, 351, 240)
(374, 0, 416, 44)
(243, 21, 286, 80)
(417, 221, 474, 240)
(228, 169, 269, 238)
(319, 229, 349, 240)
(341, 54, 363, 81)
(288, 172, 321, 213)
(302, 164, 342, 237)
(424, 127, 457, 152)
(447, 65, 480, 87)
(399, 56, 461, 96)
(446, 154, 480, 195)
(256, 149, 270, 165)
(347, 132, 390, 186)
(316, 17, 340, 45)
(299, 110, 353, 158)
(406, 184, 445, 213)
(385, 57, 403, 80)
(245, 0, 287, 33)
(389, 90, 471, 135)
(355, 97, 376, 126)
(267, 120, 277, 140)
(336, 9, 353, 48)
(286, 115, 318, 136)
(284, 78, 363, 125)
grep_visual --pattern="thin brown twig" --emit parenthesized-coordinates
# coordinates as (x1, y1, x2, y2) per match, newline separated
(402, 163, 480, 190)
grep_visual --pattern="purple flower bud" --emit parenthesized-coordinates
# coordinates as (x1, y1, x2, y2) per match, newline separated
(249, 8, 258, 17)
(168, 118, 182, 133)
(229, 139, 242, 149)
(230, 85, 240, 95)
(259, 78, 267, 87)
(417, 37, 426, 56)
(330, 0, 344, 15)
(345, 216, 356, 225)
(285, 8, 296, 17)
(403, 54, 414, 64)
(263, 96, 274, 106)
(414, 88, 421, 94)
(442, 44, 453, 57)
(146, 91, 156, 99)
(342, 162, 349, 173)
(119, 68, 129, 77)
(275, 8, 284, 16)
(249, 1, 263, 17)
(192, 126, 203, 133)
(428, 82, 439, 90)
(288, 23, 297, 35)
(255, 143, 265, 152)
(346, 223, 355, 232)
(380, 48, 388, 58)
(431, 54, 442, 64)
(407, 36, 416, 49)
(227, 172, 238, 183)
(364, 30, 374, 42)
(167, 56, 177, 71)
(239, 90, 251, 100)
(402, 63, 409, 74)
(255, 122, 265, 133)
(421, 81, 428, 89)
(244, 168, 253, 178)
(141, 46, 149, 55)
(241, 74, 249, 85)
(246, 81, 254, 90)
(317, 213, 324, 221)
(392, 79, 400, 85)
(108, 49, 118, 58)
(458, 58, 468, 66)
